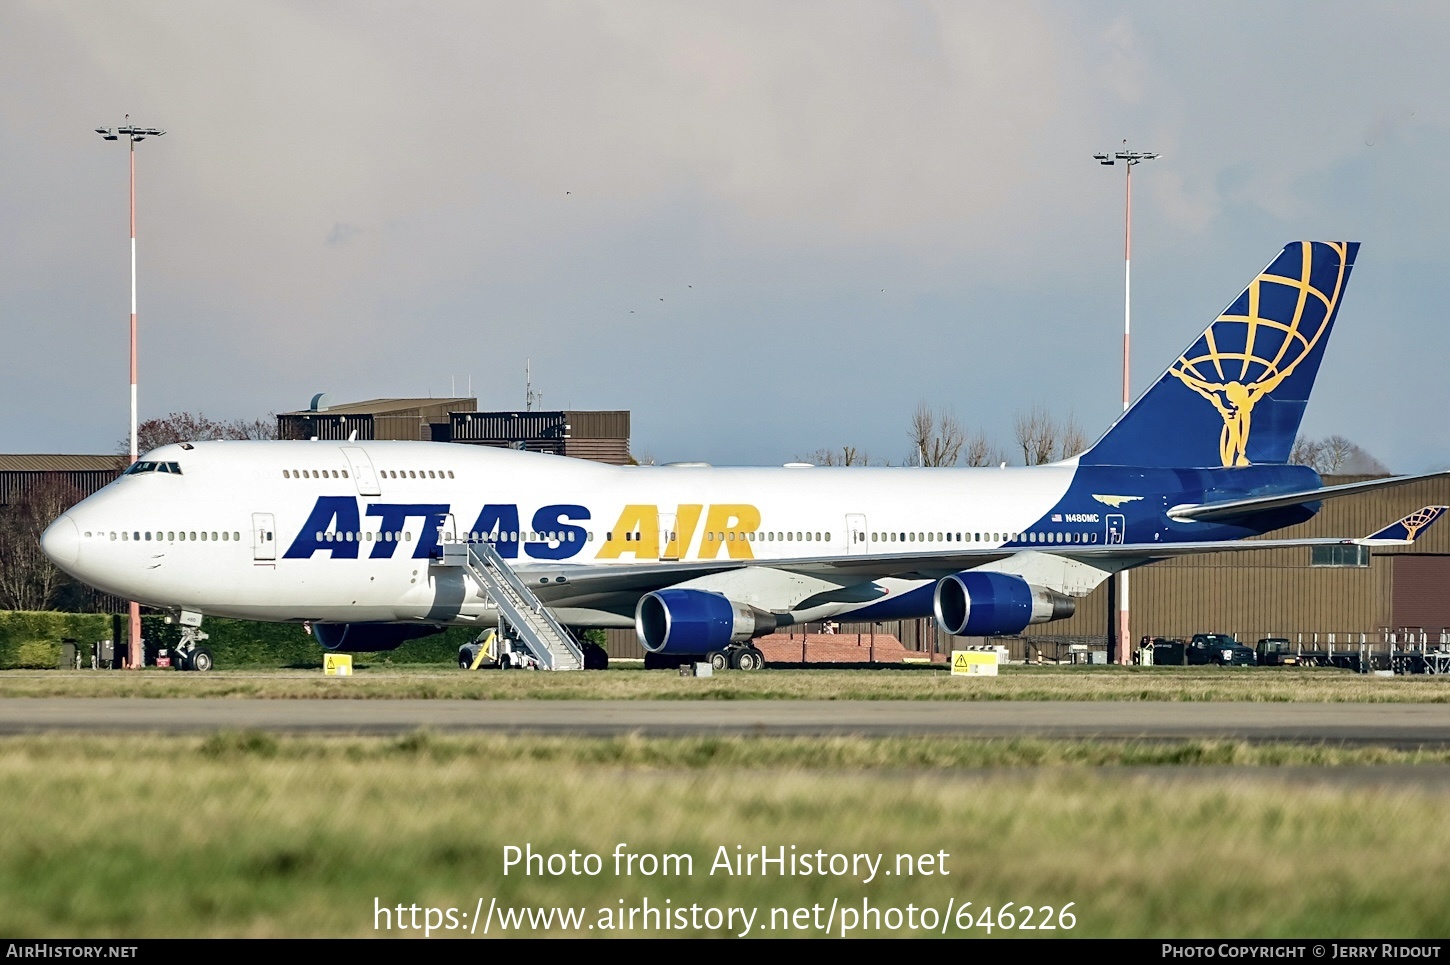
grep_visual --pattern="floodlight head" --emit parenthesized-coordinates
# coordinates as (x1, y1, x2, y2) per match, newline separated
(1093, 152, 1113, 165)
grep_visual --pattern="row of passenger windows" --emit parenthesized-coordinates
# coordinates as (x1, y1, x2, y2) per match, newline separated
(317, 531, 583, 544)
(88, 530, 241, 542)
(281, 469, 456, 480)
(868, 530, 1097, 545)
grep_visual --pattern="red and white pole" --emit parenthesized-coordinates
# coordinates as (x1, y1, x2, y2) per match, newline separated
(127, 135, 142, 671)
(1118, 157, 1132, 665)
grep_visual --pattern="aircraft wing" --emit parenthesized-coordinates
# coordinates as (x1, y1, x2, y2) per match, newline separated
(1166, 470, 1450, 522)
(512, 506, 1447, 604)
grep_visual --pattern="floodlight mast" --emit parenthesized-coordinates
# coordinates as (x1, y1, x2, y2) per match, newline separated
(1092, 141, 1159, 667)
(95, 115, 166, 671)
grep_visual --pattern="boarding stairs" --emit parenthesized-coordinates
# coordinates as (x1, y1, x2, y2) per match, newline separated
(436, 540, 584, 671)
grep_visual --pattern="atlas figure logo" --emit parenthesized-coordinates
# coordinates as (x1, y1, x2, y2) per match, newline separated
(1169, 241, 1350, 467)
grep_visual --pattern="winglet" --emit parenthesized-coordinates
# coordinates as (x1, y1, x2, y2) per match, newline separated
(1357, 506, 1448, 545)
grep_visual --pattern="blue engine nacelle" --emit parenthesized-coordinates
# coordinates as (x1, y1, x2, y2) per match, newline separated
(932, 572, 1076, 637)
(311, 622, 446, 653)
(636, 589, 779, 654)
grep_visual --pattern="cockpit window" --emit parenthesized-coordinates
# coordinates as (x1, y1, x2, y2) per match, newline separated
(124, 461, 183, 475)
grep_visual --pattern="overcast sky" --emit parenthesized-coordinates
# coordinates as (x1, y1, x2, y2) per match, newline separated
(3, 2, 1448, 470)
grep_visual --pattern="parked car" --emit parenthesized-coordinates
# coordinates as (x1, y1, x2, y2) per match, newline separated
(1188, 633, 1257, 666)
(1255, 637, 1299, 666)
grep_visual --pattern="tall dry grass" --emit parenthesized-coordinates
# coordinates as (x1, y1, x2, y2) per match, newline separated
(0, 734, 1446, 937)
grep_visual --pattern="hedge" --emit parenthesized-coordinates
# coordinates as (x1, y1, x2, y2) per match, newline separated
(0, 611, 482, 669)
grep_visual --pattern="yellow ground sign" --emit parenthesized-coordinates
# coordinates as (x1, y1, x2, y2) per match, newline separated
(323, 653, 353, 676)
(951, 650, 998, 676)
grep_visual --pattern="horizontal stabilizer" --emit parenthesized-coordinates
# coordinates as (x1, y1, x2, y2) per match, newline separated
(1357, 506, 1448, 545)
(1167, 470, 1450, 522)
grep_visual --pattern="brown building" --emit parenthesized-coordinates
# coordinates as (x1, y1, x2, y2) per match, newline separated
(0, 455, 125, 508)
(276, 398, 632, 464)
(448, 410, 632, 465)
(277, 398, 476, 443)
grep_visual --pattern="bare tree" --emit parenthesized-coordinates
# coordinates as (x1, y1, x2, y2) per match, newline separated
(118, 412, 277, 455)
(908, 404, 965, 467)
(1289, 434, 1389, 475)
(0, 478, 85, 611)
(1014, 405, 1054, 466)
(800, 446, 880, 467)
(963, 429, 1005, 468)
(1289, 435, 1324, 469)
(1056, 414, 1087, 461)
(1013, 406, 1086, 465)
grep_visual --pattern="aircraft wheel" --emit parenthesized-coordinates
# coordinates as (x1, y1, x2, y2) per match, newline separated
(737, 647, 764, 671)
(190, 648, 214, 673)
(708, 650, 730, 672)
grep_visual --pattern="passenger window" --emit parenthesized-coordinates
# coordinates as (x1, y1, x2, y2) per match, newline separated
(283, 470, 290, 478)
(404, 532, 412, 541)
(341, 470, 349, 478)
(448, 471, 454, 479)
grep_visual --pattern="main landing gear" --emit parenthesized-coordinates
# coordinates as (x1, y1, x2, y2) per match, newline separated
(646, 644, 766, 671)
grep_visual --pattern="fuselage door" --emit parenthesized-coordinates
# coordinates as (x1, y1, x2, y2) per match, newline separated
(1106, 514, 1126, 545)
(252, 513, 277, 561)
(659, 513, 679, 561)
(342, 447, 382, 497)
(846, 514, 869, 555)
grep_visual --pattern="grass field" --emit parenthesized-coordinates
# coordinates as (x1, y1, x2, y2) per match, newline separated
(1, 732, 1446, 938)
(1, 664, 1447, 702)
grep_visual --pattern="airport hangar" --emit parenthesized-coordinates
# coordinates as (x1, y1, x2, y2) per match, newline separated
(5, 396, 1448, 662)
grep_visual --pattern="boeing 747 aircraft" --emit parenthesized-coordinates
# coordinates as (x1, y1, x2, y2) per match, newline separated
(40, 241, 1448, 670)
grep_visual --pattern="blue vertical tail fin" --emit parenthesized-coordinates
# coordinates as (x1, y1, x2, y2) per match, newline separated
(1078, 241, 1359, 468)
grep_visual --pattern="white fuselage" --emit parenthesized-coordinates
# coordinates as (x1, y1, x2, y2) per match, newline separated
(45, 440, 1084, 627)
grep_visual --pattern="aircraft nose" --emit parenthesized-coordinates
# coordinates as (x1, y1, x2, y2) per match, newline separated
(41, 514, 80, 566)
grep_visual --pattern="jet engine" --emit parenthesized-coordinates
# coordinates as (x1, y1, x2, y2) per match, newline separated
(932, 572, 1075, 637)
(636, 589, 779, 654)
(311, 622, 446, 653)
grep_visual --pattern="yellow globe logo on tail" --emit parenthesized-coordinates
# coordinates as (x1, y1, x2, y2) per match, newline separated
(1169, 242, 1351, 467)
